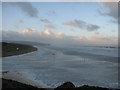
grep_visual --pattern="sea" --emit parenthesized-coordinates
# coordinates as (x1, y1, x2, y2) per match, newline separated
(2, 44, 119, 88)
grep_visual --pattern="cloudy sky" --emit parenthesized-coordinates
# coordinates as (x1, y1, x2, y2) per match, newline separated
(2, 2, 118, 46)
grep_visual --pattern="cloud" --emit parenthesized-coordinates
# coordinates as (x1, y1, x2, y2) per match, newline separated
(109, 19, 117, 23)
(2, 30, 23, 41)
(13, 20, 24, 29)
(14, 2, 38, 18)
(45, 24, 56, 29)
(88, 32, 118, 46)
(64, 20, 100, 31)
(98, 2, 118, 21)
(22, 28, 36, 33)
(55, 32, 65, 38)
(19, 20, 24, 23)
(2, 29, 118, 46)
(87, 25, 100, 31)
(94, 31, 100, 35)
(46, 11, 56, 16)
(40, 19, 50, 23)
(41, 29, 53, 35)
(64, 20, 86, 28)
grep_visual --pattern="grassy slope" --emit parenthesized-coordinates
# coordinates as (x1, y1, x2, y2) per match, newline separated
(2, 42, 37, 57)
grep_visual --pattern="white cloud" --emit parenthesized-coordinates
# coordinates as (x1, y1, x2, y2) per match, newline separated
(41, 29, 53, 35)
(55, 32, 65, 38)
(22, 28, 36, 33)
(2, 28, 118, 46)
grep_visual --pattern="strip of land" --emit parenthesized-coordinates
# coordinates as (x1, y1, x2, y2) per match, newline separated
(1, 42, 37, 57)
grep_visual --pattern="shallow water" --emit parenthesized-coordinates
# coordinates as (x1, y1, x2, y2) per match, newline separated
(3, 45, 118, 88)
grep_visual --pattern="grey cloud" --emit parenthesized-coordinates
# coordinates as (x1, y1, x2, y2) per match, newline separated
(40, 19, 50, 23)
(87, 25, 99, 31)
(98, 2, 118, 21)
(74, 20, 87, 28)
(2, 30, 22, 40)
(64, 20, 100, 31)
(45, 24, 56, 29)
(109, 19, 118, 23)
(14, 20, 24, 28)
(19, 20, 24, 23)
(14, 2, 38, 18)
(94, 31, 100, 35)
(46, 11, 56, 16)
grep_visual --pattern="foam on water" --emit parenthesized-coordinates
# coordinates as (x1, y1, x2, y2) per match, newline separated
(3, 45, 118, 88)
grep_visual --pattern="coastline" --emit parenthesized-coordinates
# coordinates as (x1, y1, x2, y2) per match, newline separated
(2, 42, 117, 89)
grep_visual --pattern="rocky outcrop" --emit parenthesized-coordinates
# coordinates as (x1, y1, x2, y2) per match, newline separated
(2, 79, 115, 90)
(55, 82, 112, 90)
(55, 82, 75, 90)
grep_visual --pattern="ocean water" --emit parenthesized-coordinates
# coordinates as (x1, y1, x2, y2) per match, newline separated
(3, 45, 118, 88)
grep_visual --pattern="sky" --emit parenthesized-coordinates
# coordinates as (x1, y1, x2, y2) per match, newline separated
(2, 2, 118, 46)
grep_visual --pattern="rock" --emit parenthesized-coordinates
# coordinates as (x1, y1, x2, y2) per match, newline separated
(78, 85, 112, 90)
(55, 82, 113, 90)
(52, 53, 55, 55)
(55, 82, 75, 90)
(2, 78, 115, 90)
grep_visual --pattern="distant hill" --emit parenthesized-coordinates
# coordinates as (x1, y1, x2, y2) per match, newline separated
(2, 40, 50, 46)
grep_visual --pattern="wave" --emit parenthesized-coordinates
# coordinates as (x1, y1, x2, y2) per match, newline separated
(47, 45, 119, 58)
(3, 45, 118, 89)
